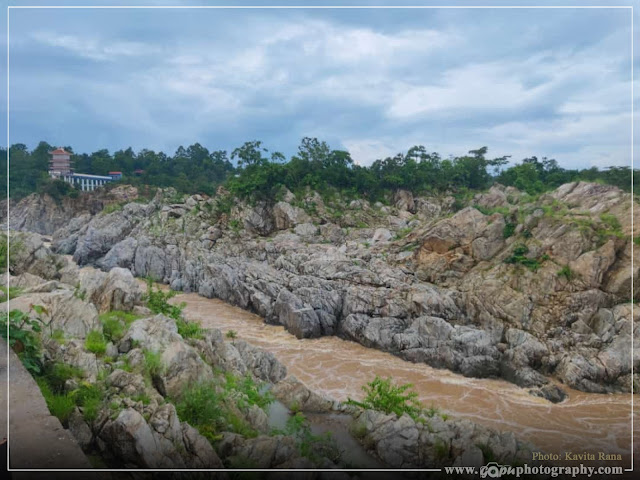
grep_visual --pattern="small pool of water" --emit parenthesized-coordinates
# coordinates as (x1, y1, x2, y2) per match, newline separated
(265, 398, 383, 469)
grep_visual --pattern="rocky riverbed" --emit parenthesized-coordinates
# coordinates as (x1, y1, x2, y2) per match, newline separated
(6, 181, 635, 402)
(3, 232, 541, 471)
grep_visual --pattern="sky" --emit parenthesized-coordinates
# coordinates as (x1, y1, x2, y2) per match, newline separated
(2, 0, 639, 169)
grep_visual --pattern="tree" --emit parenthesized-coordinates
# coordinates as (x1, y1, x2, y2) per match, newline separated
(231, 141, 269, 168)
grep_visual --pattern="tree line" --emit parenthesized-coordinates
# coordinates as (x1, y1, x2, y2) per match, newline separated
(0, 139, 636, 202)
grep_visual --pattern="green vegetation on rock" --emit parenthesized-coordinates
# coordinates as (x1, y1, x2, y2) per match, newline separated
(346, 376, 423, 421)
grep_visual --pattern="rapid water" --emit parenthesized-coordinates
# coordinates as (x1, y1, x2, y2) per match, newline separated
(176, 293, 638, 470)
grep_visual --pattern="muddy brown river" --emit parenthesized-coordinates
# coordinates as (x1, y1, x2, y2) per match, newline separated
(173, 292, 638, 470)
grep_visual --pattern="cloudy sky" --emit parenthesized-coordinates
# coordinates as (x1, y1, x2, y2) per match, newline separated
(2, 0, 639, 169)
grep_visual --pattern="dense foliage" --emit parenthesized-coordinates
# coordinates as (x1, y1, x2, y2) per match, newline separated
(346, 375, 423, 420)
(1, 138, 636, 201)
(1, 308, 45, 375)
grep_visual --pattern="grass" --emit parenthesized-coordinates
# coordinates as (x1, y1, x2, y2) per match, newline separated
(100, 310, 141, 342)
(475, 205, 510, 216)
(36, 364, 102, 425)
(36, 378, 75, 425)
(229, 218, 243, 233)
(176, 318, 203, 339)
(557, 265, 576, 282)
(143, 349, 165, 379)
(173, 380, 256, 443)
(144, 279, 202, 338)
(102, 202, 124, 214)
(70, 382, 104, 422)
(394, 227, 414, 240)
(599, 213, 621, 232)
(51, 328, 66, 344)
(504, 244, 547, 272)
(502, 222, 516, 239)
(42, 362, 84, 392)
(0, 285, 22, 302)
(272, 412, 342, 464)
(85, 330, 107, 355)
(223, 372, 274, 411)
(433, 438, 449, 461)
(477, 443, 497, 463)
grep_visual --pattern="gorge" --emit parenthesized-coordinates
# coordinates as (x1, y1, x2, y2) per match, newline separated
(2, 180, 638, 472)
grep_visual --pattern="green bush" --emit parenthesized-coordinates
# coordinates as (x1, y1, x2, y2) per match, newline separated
(224, 372, 274, 411)
(70, 382, 104, 422)
(0, 285, 22, 302)
(394, 227, 413, 240)
(599, 213, 621, 232)
(0, 235, 23, 274)
(345, 376, 423, 421)
(173, 381, 228, 443)
(145, 279, 184, 320)
(272, 412, 341, 464)
(85, 330, 107, 355)
(102, 202, 123, 214)
(36, 378, 75, 425)
(476, 205, 510, 216)
(100, 310, 140, 342)
(557, 265, 575, 281)
(1, 309, 44, 375)
(176, 318, 203, 339)
(502, 222, 516, 239)
(143, 350, 165, 378)
(42, 362, 84, 393)
(504, 244, 546, 272)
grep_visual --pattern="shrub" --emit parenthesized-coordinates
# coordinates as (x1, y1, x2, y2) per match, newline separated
(229, 218, 243, 232)
(226, 330, 238, 339)
(599, 213, 621, 232)
(143, 350, 165, 378)
(145, 279, 184, 320)
(176, 318, 203, 339)
(345, 376, 423, 421)
(173, 381, 226, 442)
(85, 330, 107, 355)
(43, 362, 84, 393)
(102, 203, 123, 214)
(100, 310, 141, 342)
(433, 438, 449, 460)
(635, 235, 640, 246)
(36, 378, 75, 425)
(557, 265, 575, 281)
(273, 412, 342, 464)
(476, 205, 510, 216)
(1, 308, 44, 375)
(502, 222, 516, 239)
(70, 382, 104, 422)
(224, 372, 274, 411)
(504, 244, 546, 272)
(0, 285, 22, 302)
(394, 227, 413, 240)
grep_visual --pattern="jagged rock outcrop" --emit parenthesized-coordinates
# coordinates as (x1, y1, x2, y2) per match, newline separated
(353, 409, 534, 469)
(16, 181, 639, 400)
(1, 186, 138, 235)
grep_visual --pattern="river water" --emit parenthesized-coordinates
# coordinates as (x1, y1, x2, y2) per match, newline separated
(174, 292, 638, 470)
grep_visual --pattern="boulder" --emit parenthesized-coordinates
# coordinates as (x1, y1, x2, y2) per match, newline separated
(273, 202, 312, 230)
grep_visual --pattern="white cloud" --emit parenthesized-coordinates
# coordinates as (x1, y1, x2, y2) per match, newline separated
(31, 32, 158, 61)
(341, 139, 403, 166)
